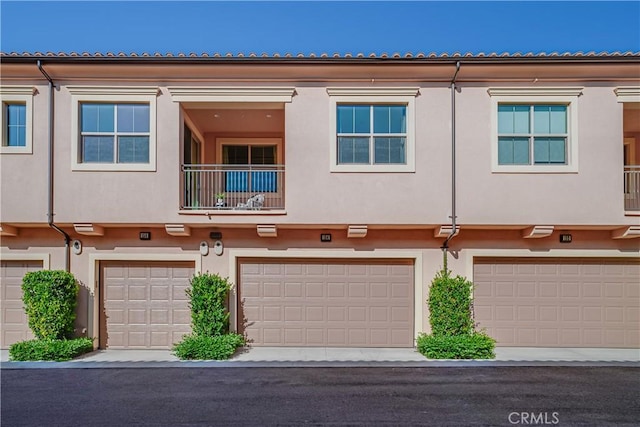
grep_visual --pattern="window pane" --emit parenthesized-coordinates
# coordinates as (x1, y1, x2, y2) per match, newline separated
(549, 105, 567, 134)
(374, 137, 390, 163)
(498, 105, 529, 134)
(7, 126, 25, 147)
(118, 136, 149, 163)
(250, 145, 276, 165)
(513, 138, 530, 164)
(534, 137, 566, 164)
(534, 105, 566, 134)
(337, 105, 369, 134)
(497, 105, 514, 134)
(117, 104, 150, 133)
(7, 104, 25, 126)
(374, 137, 405, 164)
(81, 104, 114, 133)
(337, 105, 354, 133)
(390, 106, 406, 133)
(83, 136, 114, 163)
(223, 145, 249, 164)
(498, 137, 530, 165)
(373, 106, 407, 134)
(373, 106, 390, 133)
(534, 138, 550, 163)
(354, 106, 369, 133)
(549, 137, 566, 163)
(338, 137, 369, 164)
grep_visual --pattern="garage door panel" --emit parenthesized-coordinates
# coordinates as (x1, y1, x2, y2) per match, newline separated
(474, 258, 639, 348)
(102, 261, 194, 349)
(1, 260, 42, 348)
(240, 260, 414, 347)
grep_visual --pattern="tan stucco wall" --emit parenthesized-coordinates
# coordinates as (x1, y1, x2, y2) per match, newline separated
(2, 81, 636, 227)
(3, 227, 638, 342)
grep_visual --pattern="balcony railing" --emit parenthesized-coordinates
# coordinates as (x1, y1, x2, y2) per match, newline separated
(624, 165, 640, 211)
(181, 164, 285, 210)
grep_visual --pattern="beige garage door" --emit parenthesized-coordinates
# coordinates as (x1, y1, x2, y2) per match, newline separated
(240, 259, 414, 347)
(100, 261, 194, 349)
(1, 260, 42, 349)
(474, 258, 640, 348)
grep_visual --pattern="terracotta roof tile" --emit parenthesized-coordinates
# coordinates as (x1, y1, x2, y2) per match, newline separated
(1, 51, 639, 60)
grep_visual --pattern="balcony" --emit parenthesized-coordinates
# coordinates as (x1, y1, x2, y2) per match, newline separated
(181, 164, 285, 210)
(624, 165, 640, 211)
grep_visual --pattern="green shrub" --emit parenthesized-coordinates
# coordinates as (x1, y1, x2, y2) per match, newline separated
(21, 270, 78, 340)
(416, 332, 496, 359)
(187, 273, 232, 337)
(428, 269, 474, 336)
(9, 338, 94, 362)
(173, 334, 244, 360)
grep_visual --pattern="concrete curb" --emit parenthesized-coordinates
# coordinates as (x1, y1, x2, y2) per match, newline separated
(2, 360, 639, 369)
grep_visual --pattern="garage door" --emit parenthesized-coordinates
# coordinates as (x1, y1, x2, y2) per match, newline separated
(100, 261, 194, 349)
(1, 260, 41, 349)
(474, 258, 640, 348)
(239, 259, 414, 347)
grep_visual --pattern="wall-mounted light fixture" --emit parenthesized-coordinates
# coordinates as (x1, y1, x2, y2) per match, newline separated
(72, 239, 82, 255)
(213, 240, 224, 256)
(199, 241, 209, 256)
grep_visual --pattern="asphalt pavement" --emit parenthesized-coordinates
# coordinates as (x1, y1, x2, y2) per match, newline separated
(2, 366, 639, 426)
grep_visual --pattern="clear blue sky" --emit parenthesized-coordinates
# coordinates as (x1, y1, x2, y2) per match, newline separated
(1, 1, 639, 55)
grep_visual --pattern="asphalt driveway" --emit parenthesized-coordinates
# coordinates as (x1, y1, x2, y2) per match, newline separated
(2, 366, 638, 426)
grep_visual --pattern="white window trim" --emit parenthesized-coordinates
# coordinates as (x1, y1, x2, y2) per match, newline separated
(0, 86, 35, 154)
(328, 87, 418, 173)
(488, 87, 582, 173)
(167, 86, 296, 103)
(68, 86, 159, 171)
(614, 86, 640, 103)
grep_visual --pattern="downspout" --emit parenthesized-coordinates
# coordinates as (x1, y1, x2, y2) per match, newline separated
(37, 60, 71, 272)
(441, 61, 460, 262)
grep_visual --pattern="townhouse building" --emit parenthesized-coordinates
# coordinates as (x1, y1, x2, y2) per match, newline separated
(1, 51, 639, 351)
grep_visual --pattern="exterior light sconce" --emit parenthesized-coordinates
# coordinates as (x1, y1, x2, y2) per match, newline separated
(72, 239, 82, 255)
(199, 241, 209, 256)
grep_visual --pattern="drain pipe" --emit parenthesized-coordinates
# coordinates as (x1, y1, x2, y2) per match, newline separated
(38, 60, 71, 272)
(441, 61, 460, 260)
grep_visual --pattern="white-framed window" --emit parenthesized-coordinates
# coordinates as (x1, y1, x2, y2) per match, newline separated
(0, 86, 34, 154)
(68, 86, 158, 171)
(489, 87, 582, 173)
(328, 87, 418, 172)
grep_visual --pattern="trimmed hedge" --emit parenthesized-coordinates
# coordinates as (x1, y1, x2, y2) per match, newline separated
(418, 265, 496, 360)
(416, 333, 495, 360)
(173, 334, 245, 360)
(427, 269, 474, 336)
(21, 270, 78, 340)
(187, 273, 232, 337)
(174, 273, 244, 360)
(9, 338, 94, 362)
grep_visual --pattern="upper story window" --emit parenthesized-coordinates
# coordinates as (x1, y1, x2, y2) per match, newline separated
(0, 86, 34, 154)
(328, 87, 419, 172)
(80, 103, 150, 163)
(68, 86, 158, 171)
(337, 105, 407, 165)
(5, 103, 27, 147)
(498, 104, 568, 165)
(489, 87, 582, 173)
